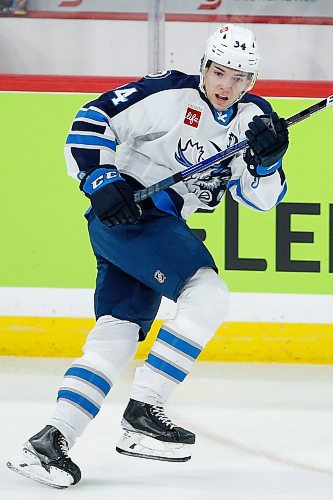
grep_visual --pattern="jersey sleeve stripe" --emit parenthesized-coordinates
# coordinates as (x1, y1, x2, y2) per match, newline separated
(73, 117, 107, 127)
(66, 133, 117, 151)
(76, 108, 110, 123)
(228, 178, 266, 211)
(228, 177, 287, 210)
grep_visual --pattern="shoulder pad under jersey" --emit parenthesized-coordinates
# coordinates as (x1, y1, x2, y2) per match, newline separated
(240, 93, 273, 115)
(87, 71, 200, 119)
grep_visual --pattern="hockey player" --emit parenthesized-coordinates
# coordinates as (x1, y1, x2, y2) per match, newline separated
(7, 24, 288, 488)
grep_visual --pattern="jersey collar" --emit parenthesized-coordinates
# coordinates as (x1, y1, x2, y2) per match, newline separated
(197, 86, 237, 126)
(212, 105, 235, 126)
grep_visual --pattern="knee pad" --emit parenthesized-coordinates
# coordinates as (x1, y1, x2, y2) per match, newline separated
(81, 315, 139, 382)
(165, 268, 229, 346)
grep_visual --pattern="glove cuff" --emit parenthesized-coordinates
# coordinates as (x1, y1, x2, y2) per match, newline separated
(247, 158, 282, 177)
(80, 167, 123, 196)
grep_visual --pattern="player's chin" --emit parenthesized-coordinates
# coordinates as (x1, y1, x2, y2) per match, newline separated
(212, 99, 229, 111)
(214, 94, 230, 109)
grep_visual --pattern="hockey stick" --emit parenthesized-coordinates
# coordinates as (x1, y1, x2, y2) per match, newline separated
(134, 94, 333, 203)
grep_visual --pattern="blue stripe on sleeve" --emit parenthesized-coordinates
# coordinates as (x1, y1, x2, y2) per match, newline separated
(146, 353, 187, 382)
(57, 389, 100, 418)
(228, 179, 264, 211)
(64, 367, 111, 395)
(228, 178, 287, 210)
(76, 109, 109, 123)
(66, 134, 117, 151)
(158, 329, 201, 359)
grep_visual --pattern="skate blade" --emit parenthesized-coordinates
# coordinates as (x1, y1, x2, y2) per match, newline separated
(6, 447, 73, 489)
(116, 430, 192, 462)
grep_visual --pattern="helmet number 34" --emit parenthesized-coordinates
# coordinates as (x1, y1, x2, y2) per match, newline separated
(234, 40, 246, 50)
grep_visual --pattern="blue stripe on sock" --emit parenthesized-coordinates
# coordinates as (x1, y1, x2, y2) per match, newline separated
(57, 389, 100, 418)
(158, 329, 201, 359)
(146, 353, 187, 382)
(64, 367, 111, 395)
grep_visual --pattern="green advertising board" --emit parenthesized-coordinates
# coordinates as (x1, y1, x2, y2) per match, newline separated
(1, 92, 332, 294)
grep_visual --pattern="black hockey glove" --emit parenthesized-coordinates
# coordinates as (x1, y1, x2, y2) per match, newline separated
(80, 167, 142, 227)
(244, 112, 289, 176)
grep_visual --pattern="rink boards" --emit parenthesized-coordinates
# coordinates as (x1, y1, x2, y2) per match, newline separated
(1, 307, 333, 363)
(0, 83, 332, 362)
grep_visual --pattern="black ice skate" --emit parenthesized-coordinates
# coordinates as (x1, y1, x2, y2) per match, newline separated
(6, 425, 81, 489)
(116, 399, 195, 462)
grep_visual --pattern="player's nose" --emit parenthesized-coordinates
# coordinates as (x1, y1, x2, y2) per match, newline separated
(220, 78, 233, 92)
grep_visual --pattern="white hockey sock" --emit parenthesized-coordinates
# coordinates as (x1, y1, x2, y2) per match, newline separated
(129, 326, 202, 406)
(48, 358, 113, 448)
(48, 315, 139, 447)
(129, 268, 230, 405)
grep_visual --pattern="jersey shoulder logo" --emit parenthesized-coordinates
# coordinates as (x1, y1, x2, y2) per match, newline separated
(144, 70, 171, 79)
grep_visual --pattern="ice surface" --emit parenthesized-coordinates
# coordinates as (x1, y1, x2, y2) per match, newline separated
(1, 357, 333, 499)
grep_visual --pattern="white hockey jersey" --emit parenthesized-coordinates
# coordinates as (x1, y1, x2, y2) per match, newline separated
(65, 70, 287, 220)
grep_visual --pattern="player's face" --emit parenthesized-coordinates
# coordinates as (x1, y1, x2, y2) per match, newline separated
(204, 63, 251, 111)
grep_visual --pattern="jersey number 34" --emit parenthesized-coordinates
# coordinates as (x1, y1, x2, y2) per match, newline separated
(111, 87, 137, 106)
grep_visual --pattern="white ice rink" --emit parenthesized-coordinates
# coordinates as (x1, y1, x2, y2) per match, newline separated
(1, 357, 333, 500)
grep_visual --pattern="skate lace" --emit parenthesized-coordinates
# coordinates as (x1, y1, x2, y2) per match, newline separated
(57, 435, 69, 458)
(151, 406, 175, 429)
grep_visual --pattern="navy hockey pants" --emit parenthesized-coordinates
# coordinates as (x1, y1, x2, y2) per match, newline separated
(87, 208, 216, 338)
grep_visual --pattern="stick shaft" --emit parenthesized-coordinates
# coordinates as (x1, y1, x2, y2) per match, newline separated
(134, 95, 333, 203)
